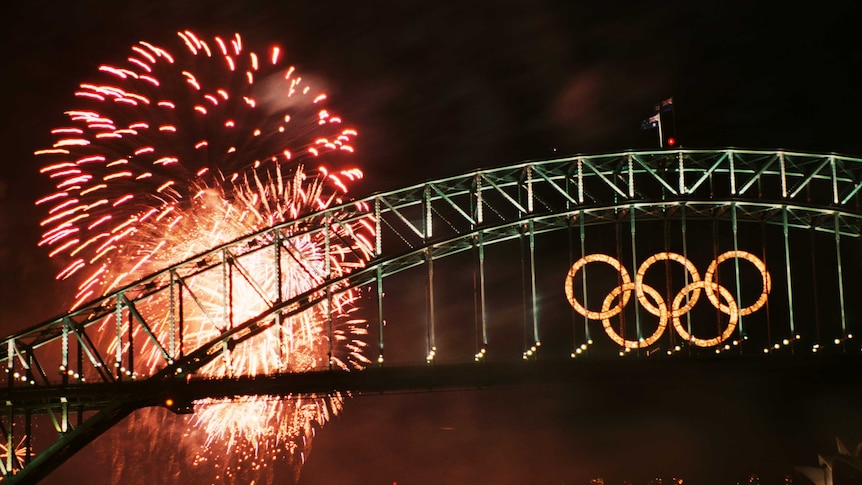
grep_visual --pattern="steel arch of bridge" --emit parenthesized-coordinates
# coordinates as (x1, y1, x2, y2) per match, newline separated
(3, 148, 862, 482)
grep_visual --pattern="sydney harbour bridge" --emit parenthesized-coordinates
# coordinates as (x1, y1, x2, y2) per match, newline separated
(3, 148, 862, 482)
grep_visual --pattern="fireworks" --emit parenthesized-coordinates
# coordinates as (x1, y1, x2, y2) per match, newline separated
(0, 437, 31, 467)
(34, 30, 373, 481)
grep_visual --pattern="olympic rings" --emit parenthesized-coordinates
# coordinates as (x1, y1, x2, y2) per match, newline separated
(565, 250, 771, 348)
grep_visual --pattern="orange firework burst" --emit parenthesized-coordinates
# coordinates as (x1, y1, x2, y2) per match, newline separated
(35, 30, 361, 306)
(34, 30, 372, 482)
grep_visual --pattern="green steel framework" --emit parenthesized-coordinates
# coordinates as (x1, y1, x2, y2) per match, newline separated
(2, 148, 862, 481)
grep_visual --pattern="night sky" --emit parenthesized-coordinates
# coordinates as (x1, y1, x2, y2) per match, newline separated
(2, 1, 862, 484)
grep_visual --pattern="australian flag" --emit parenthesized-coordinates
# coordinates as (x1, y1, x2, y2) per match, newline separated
(641, 113, 659, 130)
(655, 96, 673, 113)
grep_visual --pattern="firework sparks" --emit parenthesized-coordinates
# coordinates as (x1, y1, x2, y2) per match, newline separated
(0, 436, 33, 476)
(35, 30, 372, 481)
(36, 30, 361, 304)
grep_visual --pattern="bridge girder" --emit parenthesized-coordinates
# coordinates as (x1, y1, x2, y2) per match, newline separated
(3, 149, 862, 482)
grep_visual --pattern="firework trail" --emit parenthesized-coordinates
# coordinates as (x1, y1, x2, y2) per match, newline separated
(34, 30, 373, 482)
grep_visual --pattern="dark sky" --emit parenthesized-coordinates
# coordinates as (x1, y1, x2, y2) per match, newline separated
(1, 1, 862, 484)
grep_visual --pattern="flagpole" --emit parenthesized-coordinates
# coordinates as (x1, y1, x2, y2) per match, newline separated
(657, 112, 663, 148)
(671, 101, 676, 143)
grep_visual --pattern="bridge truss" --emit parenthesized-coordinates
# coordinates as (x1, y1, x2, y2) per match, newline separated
(2, 148, 862, 482)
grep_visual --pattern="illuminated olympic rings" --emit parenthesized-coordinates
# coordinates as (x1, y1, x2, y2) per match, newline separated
(564, 251, 771, 349)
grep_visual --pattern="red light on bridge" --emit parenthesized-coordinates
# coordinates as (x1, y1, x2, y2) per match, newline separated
(667, 137, 676, 147)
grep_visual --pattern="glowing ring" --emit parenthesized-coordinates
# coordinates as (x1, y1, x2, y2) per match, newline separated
(671, 281, 739, 347)
(635, 252, 701, 318)
(703, 250, 771, 316)
(600, 282, 667, 349)
(564, 254, 631, 320)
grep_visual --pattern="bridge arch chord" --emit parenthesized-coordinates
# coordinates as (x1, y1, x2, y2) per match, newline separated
(3, 149, 862, 481)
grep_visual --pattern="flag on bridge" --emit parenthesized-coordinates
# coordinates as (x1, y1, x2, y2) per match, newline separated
(641, 113, 660, 130)
(656, 96, 673, 113)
